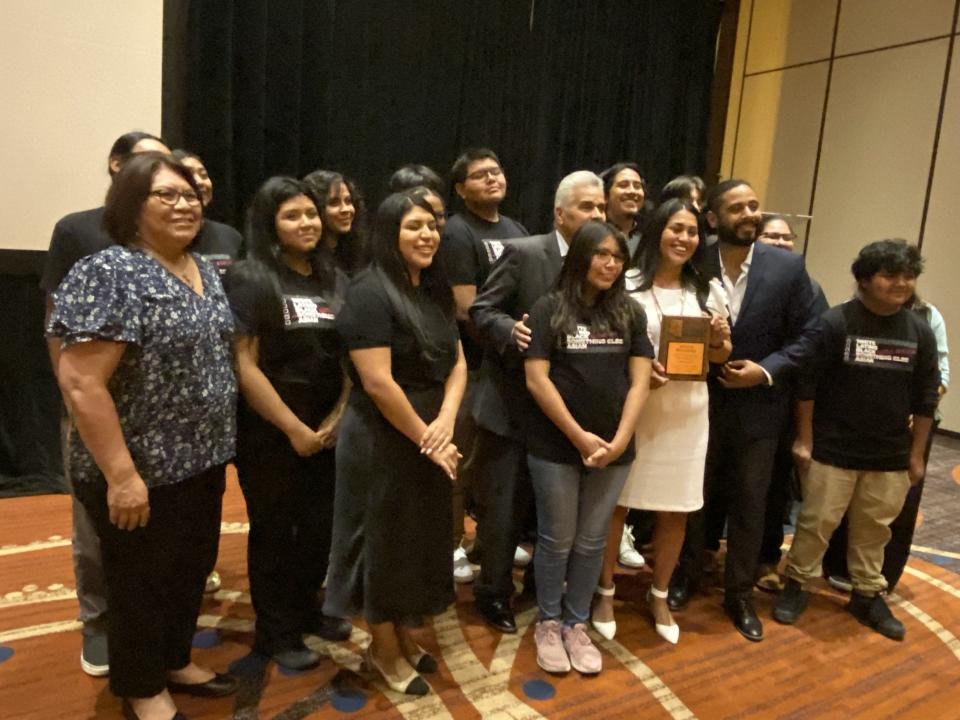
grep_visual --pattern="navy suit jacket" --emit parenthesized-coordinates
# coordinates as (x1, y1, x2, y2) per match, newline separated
(700, 241, 819, 438)
(469, 233, 563, 439)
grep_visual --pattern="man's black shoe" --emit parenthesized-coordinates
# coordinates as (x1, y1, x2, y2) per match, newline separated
(724, 596, 764, 641)
(772, 578, 809, 625)
(667, 576, 692, 610)
(313, 613, 353, 642)
(847, 591, 905, 641)
(476, 598, 517, 634)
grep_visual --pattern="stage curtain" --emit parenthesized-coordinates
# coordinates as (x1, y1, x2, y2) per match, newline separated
(173, 0, 723, 231)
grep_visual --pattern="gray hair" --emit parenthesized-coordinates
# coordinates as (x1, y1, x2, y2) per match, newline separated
(554, 170, 604, 210)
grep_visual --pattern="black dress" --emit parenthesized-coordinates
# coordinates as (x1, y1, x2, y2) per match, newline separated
(324, 268, 459, 626)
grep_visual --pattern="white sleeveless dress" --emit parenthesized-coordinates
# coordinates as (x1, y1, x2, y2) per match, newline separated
(618, 272, 729, 511)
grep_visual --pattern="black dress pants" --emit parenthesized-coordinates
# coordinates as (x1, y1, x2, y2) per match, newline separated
(237, 426, 335, 654)
(677, 418, 779, 600)
(473, 428, 534, 603)
(74, 466, 225, 698)
(759, 428, 797, 566)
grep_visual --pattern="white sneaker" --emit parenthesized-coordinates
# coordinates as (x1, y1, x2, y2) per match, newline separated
(618, 526, 645, 569)
(513, 545, 533, 568)
(453, 546, 475, 583)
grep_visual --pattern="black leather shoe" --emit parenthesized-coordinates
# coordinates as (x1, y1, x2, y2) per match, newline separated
(667, 576, 691, 611)
(476, 598, 517, 634)
(121, 699, 187, 720)
(772, 578, 809, 625)
(272, 646, 322, 671)
(725, 597, 764, 642)
(847, 591, 905, 641)
(167, 672, 239, 697)
(313, 614, 353, 642)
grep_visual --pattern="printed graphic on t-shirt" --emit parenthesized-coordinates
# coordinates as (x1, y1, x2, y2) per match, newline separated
(842, 335, 916, 371)
(281, 295, 336, 330)
(482, 239, 505, 264)
(563, 324, 625, 353)
(198, 254, 234, 276)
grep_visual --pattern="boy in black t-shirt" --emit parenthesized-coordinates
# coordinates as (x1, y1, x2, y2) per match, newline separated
(773, 240, 940, 640)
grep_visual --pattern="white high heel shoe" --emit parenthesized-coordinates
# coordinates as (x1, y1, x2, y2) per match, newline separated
(591, 584, 617, 640)
(648, 587, 679, 644)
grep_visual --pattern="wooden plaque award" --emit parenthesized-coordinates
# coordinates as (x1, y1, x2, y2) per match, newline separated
(657, 315, 711, 380)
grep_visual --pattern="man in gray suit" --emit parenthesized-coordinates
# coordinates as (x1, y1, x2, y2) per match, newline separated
(469, 171, 606, 632)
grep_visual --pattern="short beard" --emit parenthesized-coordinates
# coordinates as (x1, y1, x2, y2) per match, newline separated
(717, 222, 755, 247)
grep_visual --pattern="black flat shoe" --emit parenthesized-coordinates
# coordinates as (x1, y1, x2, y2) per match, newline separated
(121, 699, 188, 720)
(476, 598, 517, 634)
(724, 597, 764, 642)
(167, 672, 239, 697)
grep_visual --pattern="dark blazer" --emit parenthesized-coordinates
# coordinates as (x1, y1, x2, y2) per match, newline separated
(700, 241, 819, 438)
(469, 232, 564, 439)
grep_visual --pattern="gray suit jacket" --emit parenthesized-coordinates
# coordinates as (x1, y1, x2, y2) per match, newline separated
(469, 232, 564, 439)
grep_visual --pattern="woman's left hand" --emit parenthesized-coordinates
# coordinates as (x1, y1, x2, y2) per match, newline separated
(316, 413, 343, 450)
(710, 314, 731, 344)
(420, 412, 455, 455)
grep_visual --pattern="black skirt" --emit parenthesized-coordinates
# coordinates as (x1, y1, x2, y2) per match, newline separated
(324, 386, 455, 626)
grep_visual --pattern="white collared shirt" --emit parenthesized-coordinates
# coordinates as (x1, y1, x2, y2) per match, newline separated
(721, 243, 754, 325)
(555, 230, 569, 258)
(720, 243, 773, 386)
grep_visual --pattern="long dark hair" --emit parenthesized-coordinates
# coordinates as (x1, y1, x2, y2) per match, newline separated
(634, 199, 711, 310)
(231, 177, 336, 325)
(549, 221, 640, 337)
(302, 169, 369, 274)
(369, 191, 455, 361)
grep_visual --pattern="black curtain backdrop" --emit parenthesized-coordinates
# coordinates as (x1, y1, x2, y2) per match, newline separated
(175, 0, 722, 232)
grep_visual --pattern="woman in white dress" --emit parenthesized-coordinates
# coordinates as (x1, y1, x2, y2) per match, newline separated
(592, 199, 731, 644)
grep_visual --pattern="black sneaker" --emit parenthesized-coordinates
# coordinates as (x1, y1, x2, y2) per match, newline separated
(81, 631, 109, 677)
(772, 578, 809, 625)
(847, 591, 905, 641)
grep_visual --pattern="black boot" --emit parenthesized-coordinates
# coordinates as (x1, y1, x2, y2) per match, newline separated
(772, 578, 809, 625)
(847, 591, 905, 641)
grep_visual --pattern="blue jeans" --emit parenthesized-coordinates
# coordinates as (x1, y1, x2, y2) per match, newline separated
(527, 454, 629, 625)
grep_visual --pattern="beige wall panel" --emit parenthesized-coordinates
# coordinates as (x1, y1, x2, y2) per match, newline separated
(745, 0, 837, 74)
(806, 40, 947, 310)
(836, 0, 955, 55)
(914, 49, 960, 431)
(721, 0, 756, 180)
(0, 2, 162, 251)
(732, 63, 828, 250)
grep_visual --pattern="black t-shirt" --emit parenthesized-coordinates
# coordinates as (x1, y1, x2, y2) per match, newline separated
(337, 268, 459, 401)
(798, 298, 940, 471)
(440, 210, 528, 369)
(225, 262, 347, 424)
(524, 293, 654, 466)
(41, 207, 111, 292)
(193, 219, 244, 276)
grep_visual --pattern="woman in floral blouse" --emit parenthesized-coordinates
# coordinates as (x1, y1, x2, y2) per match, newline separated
(48, 152, 238, 720)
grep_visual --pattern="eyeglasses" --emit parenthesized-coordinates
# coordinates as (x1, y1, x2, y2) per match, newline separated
(594, 249, 628, 265)
(150, 188, 202, 206)
(759, 231, 796, 241)
(466, 166, 503, 182)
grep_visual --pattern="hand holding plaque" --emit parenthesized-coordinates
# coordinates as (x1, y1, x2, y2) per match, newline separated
(657, 315, 711, 380)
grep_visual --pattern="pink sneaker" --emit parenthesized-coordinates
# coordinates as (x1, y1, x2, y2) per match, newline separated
(561, 623, 602, 674)
(535, 620, 570, 673)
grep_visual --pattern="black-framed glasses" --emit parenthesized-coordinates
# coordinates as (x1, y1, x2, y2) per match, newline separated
(150, 188, 202, 206)
(594, 249, 628, 265)
(466, 166, 503, 182)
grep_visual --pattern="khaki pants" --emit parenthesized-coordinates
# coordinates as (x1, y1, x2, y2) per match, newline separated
(784, 459, 910, 594)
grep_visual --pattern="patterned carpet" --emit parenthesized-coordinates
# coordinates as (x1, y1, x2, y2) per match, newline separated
(2, 436, 960, 719)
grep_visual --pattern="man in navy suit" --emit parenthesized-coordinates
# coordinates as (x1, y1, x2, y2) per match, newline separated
(669, 179, 819, 642)
(469, 171, 606, 633)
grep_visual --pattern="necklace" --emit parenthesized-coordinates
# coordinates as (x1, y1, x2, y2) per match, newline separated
(139, 245, 197, 291)
(649, 284, 687, 325)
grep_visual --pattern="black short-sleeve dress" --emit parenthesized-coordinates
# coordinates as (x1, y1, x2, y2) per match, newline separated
(324, 267, 459, 626)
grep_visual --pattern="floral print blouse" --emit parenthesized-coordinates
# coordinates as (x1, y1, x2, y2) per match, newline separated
(48, 245, 237, 488)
